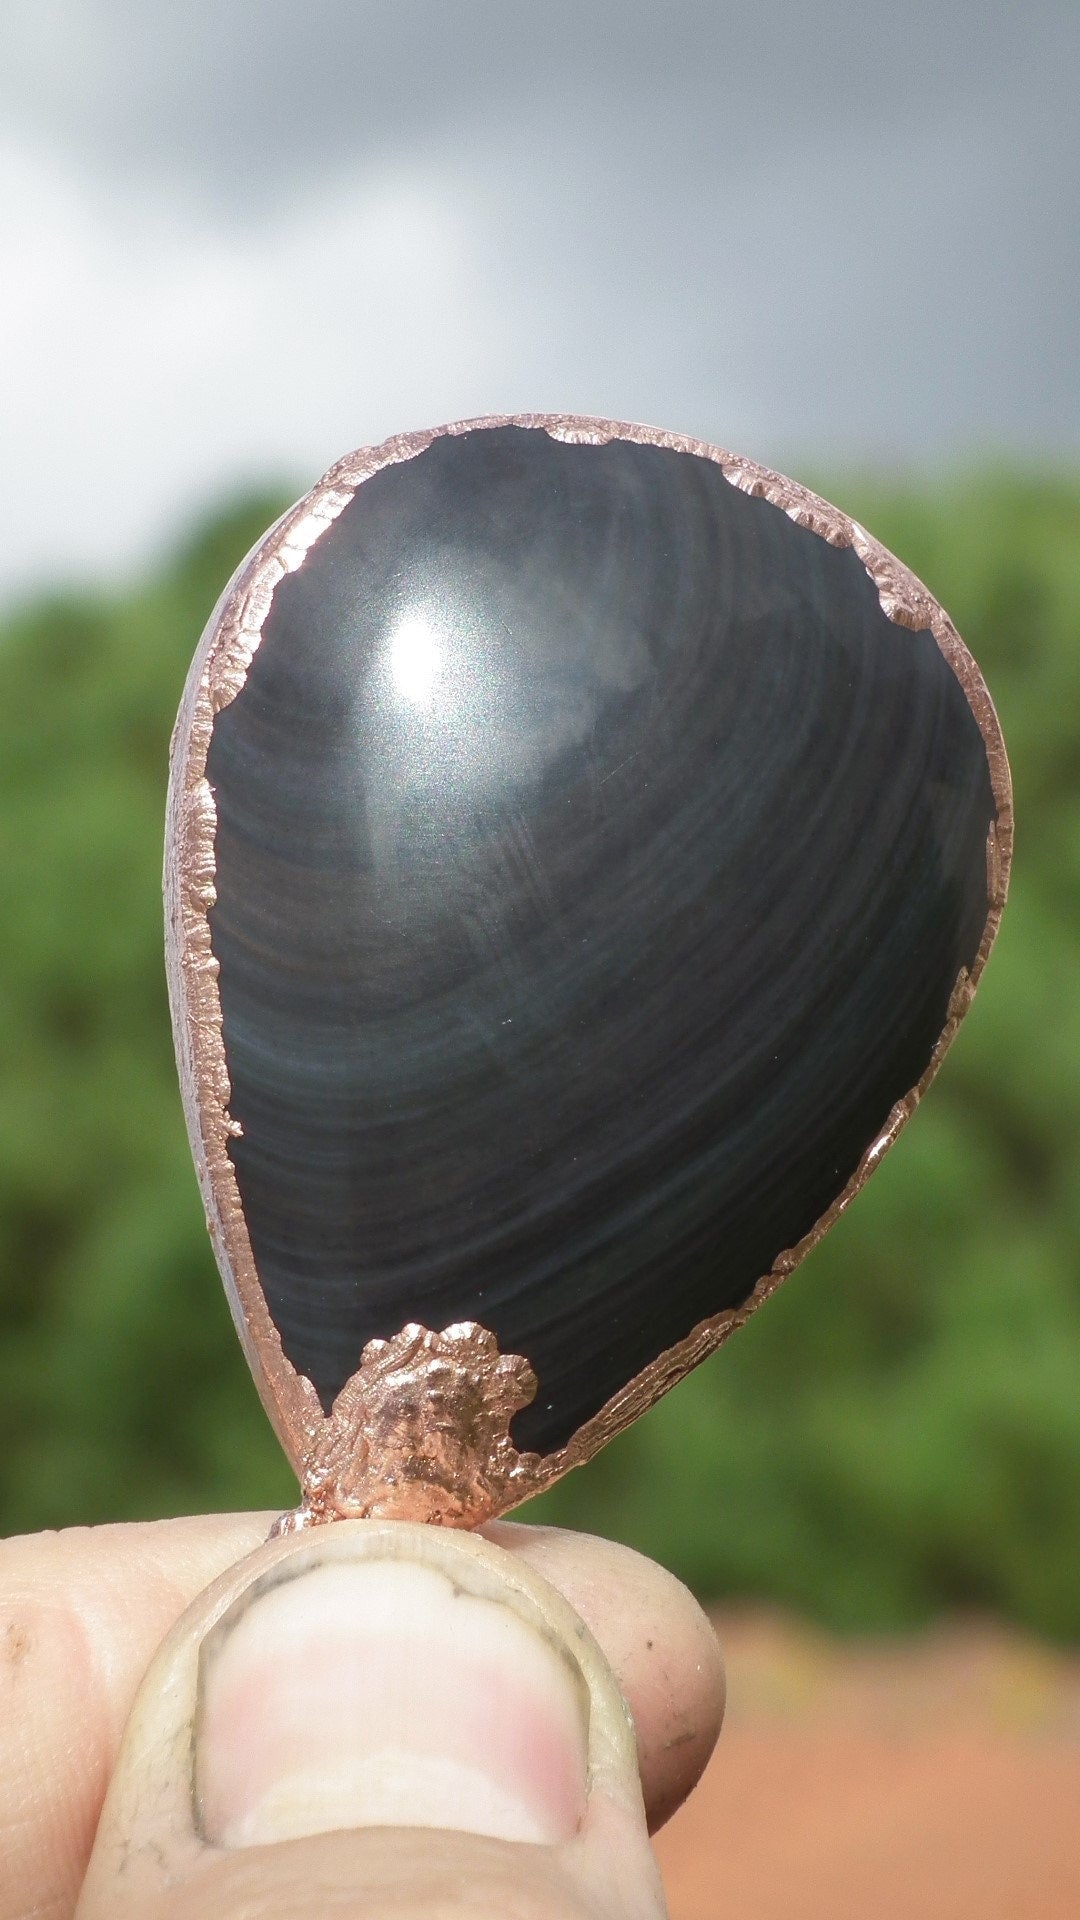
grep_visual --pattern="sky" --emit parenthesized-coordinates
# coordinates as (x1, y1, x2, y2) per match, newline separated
(2, 1, 1077, 607)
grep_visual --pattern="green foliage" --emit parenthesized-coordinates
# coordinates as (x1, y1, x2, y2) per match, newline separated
(0, 497, 302, 1533)
(1, 472, 1078, 1635)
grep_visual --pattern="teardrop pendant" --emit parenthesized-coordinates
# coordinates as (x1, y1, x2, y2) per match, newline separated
(165, 416, 1012, 1527)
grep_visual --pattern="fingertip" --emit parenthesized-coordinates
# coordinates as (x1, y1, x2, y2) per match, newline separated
(76, 1520, 663, 1918)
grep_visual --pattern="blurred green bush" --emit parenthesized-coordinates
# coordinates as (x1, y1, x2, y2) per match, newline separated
(1, 473, 1077, 1634)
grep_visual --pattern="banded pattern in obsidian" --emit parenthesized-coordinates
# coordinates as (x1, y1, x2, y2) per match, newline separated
(206, 426, 996, 1456)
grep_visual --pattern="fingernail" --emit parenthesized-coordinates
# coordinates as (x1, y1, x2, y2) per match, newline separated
(195, 1534, 591, 1849)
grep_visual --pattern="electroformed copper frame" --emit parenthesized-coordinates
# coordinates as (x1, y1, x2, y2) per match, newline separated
(165, 413, 1013, 1530)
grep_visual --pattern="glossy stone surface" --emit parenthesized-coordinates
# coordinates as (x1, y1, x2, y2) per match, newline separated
(205, 426, 997, 1457)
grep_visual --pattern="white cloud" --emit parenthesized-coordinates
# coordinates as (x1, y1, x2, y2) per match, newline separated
(0, 3, 1076, 606)
(0, 148, 510, 598)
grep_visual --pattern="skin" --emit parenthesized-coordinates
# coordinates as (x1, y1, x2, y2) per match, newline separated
(0, 1513, 725, 1920)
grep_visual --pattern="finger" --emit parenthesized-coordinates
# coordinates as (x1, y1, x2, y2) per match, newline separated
(0, 1513, 274, 1920)
(1, 1514, 722, 1919)
(76, 1521, 670, 1919)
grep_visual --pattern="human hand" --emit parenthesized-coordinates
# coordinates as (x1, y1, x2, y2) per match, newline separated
(1, 1512, 724, 1917)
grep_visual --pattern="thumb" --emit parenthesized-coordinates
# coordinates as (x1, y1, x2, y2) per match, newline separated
(75, 1520, 669, 1919)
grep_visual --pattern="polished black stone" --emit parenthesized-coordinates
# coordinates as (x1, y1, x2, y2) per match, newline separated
(206, 426, 996, 1455)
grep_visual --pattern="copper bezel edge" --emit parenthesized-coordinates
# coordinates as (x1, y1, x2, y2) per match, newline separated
(164, 413, 1014, 1528)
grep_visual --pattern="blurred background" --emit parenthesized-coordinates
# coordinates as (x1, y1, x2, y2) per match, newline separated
(2, 5, 1078, 1915)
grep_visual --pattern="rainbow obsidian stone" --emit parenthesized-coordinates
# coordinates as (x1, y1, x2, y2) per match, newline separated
(165, 417, 1011, 1526)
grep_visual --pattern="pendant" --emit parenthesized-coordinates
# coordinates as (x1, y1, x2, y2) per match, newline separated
(165, 415, 1012, 1528)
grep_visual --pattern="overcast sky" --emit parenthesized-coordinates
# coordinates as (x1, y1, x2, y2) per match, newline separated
(2, 1, 1077, 606)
